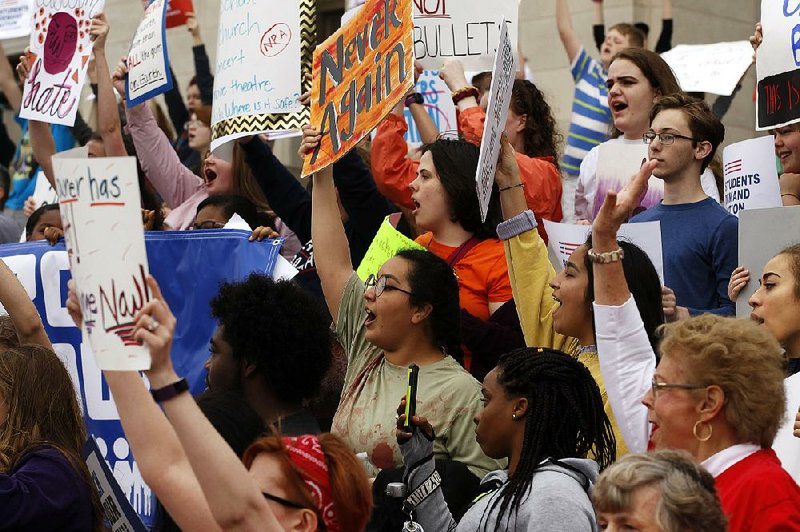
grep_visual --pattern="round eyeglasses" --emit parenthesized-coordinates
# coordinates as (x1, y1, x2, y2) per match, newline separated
(364, 274, 414, 298)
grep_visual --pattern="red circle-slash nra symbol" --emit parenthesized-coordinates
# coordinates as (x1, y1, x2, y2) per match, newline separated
(260, 23, 292, 57)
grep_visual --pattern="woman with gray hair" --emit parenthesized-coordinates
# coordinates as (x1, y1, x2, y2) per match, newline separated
(593, 450, 727, 531)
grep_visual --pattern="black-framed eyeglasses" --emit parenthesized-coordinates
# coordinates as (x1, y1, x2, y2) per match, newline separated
(651, 377, 706, 398)
(365, 274, 414, 298)
(643, 131, 697, 145)
(262, 491, 309, 510)
(190, 220, 226, 230)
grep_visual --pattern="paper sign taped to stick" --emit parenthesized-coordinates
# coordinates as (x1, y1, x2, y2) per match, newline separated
(52, 149, 151, 370)
(19, 0, 104, 126)
(126, 0, 172, 107)
(736, 206, 800, 317)
(404, 70, 457, 147)
(210, 0, 315, 151)
(593, 142, 663, 220)
(303, 0, 414, 176)
(475, 19, 515, 222)
(412, 0, 518, 71)
(723, 136, 782, 216)
(756, 0, 800, 130)
(165, 0, 192, 28)
(356, 213, 425, 280)
(543, 220, 664, 283)
(0, 0, 32, 39)
(660, 42, 753, 97)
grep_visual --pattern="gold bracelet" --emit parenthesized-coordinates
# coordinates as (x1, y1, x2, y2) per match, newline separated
(781, 193, 800, 201)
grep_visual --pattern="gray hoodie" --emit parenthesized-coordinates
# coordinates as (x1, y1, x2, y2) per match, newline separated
(401, 431, 599, 531)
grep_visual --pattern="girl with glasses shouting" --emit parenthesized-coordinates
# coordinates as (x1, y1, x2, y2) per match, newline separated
(302, 126, 504, 482)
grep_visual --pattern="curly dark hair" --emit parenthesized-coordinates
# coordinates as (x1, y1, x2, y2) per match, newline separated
(209, 274, 332, 404)
(510, 80, 562, 169)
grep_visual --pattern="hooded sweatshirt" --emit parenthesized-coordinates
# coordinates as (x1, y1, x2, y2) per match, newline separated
(401, 431, 599, 531)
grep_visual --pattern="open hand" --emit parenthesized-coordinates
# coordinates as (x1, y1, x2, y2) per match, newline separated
(593, 159, 657, 238)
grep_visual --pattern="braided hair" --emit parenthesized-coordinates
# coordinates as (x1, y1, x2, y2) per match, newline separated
(509, 80, 562, 169)
(481, 347, 616, 530)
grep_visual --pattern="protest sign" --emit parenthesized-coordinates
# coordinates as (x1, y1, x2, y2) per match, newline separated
(0, 0, 32, 39)
(210, 0, 315, 151)
(474, 19, 515, 221)
(723, 136, 782, 216)
(165, 0, 192, 28)
(543, 220, 664, 282)
(756, 0, 800, 129)
(356, 213, 425, 280)
(18, 0, 104, 126)
(593, 141, 664, 220)
(660, 42, 753, 96)
(0, 231, 282, 526)
(412, 0, 518, 72)
(126, 0, 172, 107)
(52, 151, 151, 370)
(303, 0, 414, 176)
(403, 69, 458, 147)
(736, 206, 800, 317)
(31, 169, 58, 208)
(774, 372, 800, 483)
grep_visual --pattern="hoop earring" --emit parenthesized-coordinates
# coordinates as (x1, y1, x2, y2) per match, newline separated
(693, 420, 713, 442)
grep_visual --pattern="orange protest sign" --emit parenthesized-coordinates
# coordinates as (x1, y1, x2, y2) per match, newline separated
(301, 0, 413, 176)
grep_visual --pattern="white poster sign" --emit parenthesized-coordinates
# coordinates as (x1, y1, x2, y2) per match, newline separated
(660, 41, 753, 96)
(18, 0, 105, 126)
(0, 0, 32, 39)
(126, 0, 173, 107)
(404, 70, 458, 147)
(723, 136, 782, 216)
(475, 19, 515, 222)
(52, 150, 151, 370)
(210, 0, 302, 151)
(593, 142, 665, 221)
(543, 220, 664, 283)
(412, 0, 518, 71)
(756, 0, 800, 130)
(32, 169, 59, 208)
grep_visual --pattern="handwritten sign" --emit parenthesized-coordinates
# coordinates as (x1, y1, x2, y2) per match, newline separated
(0, 0, 32, 39)
(303, 0, 414, 176)
(19, 0, 104, 126)
(593, 142, 664, 220)
(404, 69, 457, 147)
(723, 136, 782, 216)
(52, 150, 151, 370)
(756, 0, 800, 129)
(356, 213, 425, 280)
(210, 0, 315, 151)
(126, 0, 172, 107)
(474, 19, 515, 222)
(165, 0, 192, 28)
(413, 0, 518, 71)
(660, 41, 753, 96)
(543, 220, 664, 283)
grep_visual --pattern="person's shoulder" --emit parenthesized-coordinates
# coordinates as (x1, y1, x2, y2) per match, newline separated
(15, 446, 80, 480)
(427, 357, 481, 389)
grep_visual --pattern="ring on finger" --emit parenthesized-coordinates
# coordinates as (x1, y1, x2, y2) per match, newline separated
(147, 317, 160, 332)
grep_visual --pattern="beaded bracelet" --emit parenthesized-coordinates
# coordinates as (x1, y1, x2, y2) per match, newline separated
(451, 86, 479, 105)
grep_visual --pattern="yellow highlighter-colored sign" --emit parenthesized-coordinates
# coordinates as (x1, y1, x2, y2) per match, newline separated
(356, 214, 425, 281)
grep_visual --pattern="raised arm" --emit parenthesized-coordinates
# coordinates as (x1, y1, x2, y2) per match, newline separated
(90, 13, 126, 156)
(187, 13, 214, 105)
(16, 54, 56, 188)
(370, 110, 417, 209)
(0, 42, 22, 113)
(305, 128, 354, 321)
(654, 0, 673, 53)
(556, 0, 582, 65)
(592, 0, 605, 51)
(0, 259, 50, 349)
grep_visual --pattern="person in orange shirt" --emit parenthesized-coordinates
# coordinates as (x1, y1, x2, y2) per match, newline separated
(371, 60, 563, 241)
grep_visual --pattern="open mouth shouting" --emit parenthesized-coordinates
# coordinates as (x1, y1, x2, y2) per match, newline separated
(365, 307, 377, 327)
(204, 168, 218, 185)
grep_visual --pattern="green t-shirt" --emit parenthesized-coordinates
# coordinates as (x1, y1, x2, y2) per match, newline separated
(331, 272, 505, 478)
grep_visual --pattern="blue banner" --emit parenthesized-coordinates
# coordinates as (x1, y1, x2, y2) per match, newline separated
(0, 230, 282, 528)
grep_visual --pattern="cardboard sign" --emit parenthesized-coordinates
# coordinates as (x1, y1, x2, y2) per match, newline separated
(302, 0, 414, 176)
(412, 0, 518, 71)
(756, 0, 800, 130)
(126, 0, 173, 107)
(474, 19, 515, 222)
(356, 213, 425, 280)
(210, 0, 315, 151)
(52, 150, 151, 370)
(660, 41, 753, 97)
(0, 0, 32, 39)
(404, 70, 458, 147)
(19, 0, 104, 126)
(723, 136, 782, 216)
(165, 0, 192, 28)
(736, 206, 800, 317)
(543, 220, 665, 283)
(594, 142, 664, 220)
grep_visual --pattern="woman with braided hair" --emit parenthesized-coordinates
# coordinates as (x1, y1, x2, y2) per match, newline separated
(396, 347, 616, 531)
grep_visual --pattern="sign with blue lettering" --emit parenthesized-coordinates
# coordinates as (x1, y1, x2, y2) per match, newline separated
(0, 230, 282, 527)
(126, 0, 173, 107)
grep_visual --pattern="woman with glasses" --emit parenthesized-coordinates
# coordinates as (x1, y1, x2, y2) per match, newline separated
(588, 159, 800, 529)
(574, 48, 719, 221)
(303, 127, 503, 479)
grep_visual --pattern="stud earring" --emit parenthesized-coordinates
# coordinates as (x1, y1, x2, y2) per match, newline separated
(512, 413, 517, 420)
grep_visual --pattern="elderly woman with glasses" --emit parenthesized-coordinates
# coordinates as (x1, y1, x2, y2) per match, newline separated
(589, 161, 800, 530)
(302, 128, 503, 480)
